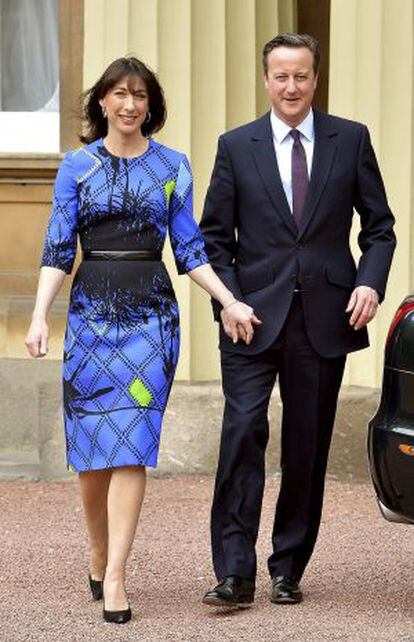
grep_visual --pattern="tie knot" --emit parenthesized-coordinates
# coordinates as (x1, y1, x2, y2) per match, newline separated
(290, 129, 301, 142)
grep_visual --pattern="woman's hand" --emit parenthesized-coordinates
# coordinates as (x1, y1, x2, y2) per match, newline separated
(25, 316, 49, 358)
(220, 301, 262, 345)
(25, 266, 66, 358)
(186, 264, 262, 344)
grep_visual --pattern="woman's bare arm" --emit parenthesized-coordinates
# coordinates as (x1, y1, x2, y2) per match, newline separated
(25, 266, 67, 358)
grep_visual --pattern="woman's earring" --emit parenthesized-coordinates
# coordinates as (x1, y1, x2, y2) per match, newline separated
(144, 111, 151, 123)
(102, 106, 107, 118)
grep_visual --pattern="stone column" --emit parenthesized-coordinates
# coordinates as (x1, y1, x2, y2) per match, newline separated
(330, 0, 413, 388)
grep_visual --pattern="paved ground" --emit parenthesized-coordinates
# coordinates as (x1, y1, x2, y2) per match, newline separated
(1, 474, 414, 642)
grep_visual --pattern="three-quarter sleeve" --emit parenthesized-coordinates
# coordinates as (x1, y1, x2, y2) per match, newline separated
(168, 155, 209, 275)
(41, 151, 79, 274)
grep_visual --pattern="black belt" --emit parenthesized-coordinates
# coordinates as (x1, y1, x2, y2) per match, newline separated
(83, 250, 161, 261)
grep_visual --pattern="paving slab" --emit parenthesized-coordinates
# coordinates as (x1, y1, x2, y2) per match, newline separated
(0, 475, 413, 642)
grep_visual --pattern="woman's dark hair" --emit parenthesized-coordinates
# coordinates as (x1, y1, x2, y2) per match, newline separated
(80, 57, 167, 144)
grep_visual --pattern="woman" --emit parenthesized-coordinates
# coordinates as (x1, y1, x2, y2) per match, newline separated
(25, 57, 260, 624)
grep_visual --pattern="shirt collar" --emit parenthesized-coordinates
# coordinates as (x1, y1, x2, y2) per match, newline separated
(270, 108, 314, 143)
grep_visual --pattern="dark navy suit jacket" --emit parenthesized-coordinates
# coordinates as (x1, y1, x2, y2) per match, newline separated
(200, 110, 396, 358)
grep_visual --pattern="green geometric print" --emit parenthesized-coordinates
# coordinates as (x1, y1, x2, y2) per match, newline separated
(164, 179, 176, 207)
(128, 378, 153, 407)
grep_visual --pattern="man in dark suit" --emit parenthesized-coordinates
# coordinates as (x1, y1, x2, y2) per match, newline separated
(200, 33, 396, 606)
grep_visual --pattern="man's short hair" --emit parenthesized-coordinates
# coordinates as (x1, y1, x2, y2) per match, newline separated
(262, 33, 320, 77)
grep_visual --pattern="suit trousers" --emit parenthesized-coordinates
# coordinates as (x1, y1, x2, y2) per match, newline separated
(211, 292, 346, 582)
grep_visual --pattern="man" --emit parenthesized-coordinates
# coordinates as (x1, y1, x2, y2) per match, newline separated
(200, 33, 396, 606)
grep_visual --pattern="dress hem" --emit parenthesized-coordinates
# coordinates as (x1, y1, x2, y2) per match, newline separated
(67, 460, 158, 473)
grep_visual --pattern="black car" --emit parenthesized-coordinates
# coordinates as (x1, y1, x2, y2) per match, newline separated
(368, 295, 414, 524)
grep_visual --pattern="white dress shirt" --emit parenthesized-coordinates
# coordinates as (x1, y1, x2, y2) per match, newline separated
(270, 109, 315, 212)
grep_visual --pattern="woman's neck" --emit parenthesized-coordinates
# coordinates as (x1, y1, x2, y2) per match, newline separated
(103, 131, 149, 158)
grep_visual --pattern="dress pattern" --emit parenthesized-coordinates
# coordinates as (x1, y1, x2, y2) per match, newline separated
(41, 138, 208, 471)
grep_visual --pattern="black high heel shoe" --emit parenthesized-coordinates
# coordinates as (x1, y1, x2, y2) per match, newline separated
(88, 574, 104, 601)
(102, 587, 131, 624)
(103, 600, 131, 624)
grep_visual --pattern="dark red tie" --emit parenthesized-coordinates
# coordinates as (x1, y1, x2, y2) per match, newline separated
(290, 129, 309, 231)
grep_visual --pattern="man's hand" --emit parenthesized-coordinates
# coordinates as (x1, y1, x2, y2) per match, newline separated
(346, 286, 379, 330)
(220, 301, 262, 345)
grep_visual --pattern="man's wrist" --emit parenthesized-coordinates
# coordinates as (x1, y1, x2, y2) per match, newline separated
(355, 284, 379, 298)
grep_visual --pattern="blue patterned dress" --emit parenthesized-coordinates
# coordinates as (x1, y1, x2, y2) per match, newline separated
(41, 138, 208, 471)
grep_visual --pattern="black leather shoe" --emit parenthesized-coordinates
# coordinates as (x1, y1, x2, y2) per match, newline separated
(88, 574, 103, 601)
(271, 575, 302, 604)
(202, 576, 255, 606)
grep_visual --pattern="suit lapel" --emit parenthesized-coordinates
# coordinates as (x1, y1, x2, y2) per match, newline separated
(250, 114, 297, 236)
(250, 111, 339, 238)
(297, 111, 338, 240)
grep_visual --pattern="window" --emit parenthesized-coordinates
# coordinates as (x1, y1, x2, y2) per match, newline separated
(0, 0, 60, 153)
